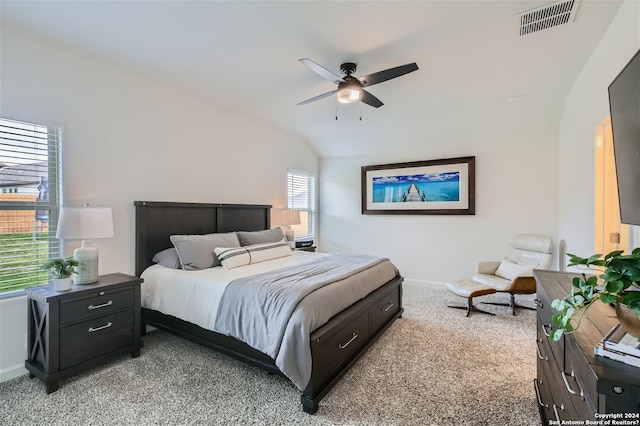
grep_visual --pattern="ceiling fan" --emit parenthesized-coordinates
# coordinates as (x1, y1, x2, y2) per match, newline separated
(297, 58, 419, 108)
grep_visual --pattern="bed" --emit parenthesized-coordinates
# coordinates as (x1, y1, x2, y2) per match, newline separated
(134, 201, 404, 414)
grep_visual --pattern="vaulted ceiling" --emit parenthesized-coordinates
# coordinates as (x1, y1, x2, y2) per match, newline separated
(1, 1, 624, 157)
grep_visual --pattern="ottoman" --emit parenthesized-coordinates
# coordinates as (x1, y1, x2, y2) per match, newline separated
(446, 279, 497, 317)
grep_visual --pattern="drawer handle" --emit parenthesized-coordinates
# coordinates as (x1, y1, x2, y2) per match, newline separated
(541, 323, 552, 338)
(533, 378, 548, 408)
(561, 370, 585, 400)
(552, 403, 564, 424)
(536, 340, 548, 361)
(88, 300, 113, 310)
(338, 332, 358, 350)
(382, 301, 395, 312)
(88, 322, 112, 333)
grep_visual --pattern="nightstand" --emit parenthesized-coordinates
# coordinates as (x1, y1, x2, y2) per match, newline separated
(25, 273, 143, 393)
(295, 246, 316, 252)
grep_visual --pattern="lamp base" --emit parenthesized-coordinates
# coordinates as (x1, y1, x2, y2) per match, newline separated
(73, 240, 99, 284)
(283, 228, 295, 249)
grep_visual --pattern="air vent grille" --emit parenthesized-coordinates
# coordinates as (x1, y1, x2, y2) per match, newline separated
(517, 0, 580, 36)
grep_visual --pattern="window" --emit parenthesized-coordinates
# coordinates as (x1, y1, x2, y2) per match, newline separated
(287, 170, 316, 241)
(0, 118, 63, 294)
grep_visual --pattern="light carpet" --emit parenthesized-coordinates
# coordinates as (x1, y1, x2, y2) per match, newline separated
(0, 284, 539, 425)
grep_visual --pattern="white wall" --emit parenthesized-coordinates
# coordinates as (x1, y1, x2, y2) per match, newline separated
(319, 105, 559, 285)
(0, 23, 317, 382)
(557, 0, 640, 260)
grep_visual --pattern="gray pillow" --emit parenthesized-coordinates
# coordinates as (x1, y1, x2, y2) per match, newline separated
(170, 232, 240, 270)
(152, 247, 181, 269)
(236, 228, 285, 246)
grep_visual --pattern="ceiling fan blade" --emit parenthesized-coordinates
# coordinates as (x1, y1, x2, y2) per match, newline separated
(296, 90, 338, 106)
(299, 58, 344, 84)
(360, 89, 384, 108)
(358, 63, 419, 87)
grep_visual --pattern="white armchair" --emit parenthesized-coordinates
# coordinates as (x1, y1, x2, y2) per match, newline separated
(447, 234, 553, 316)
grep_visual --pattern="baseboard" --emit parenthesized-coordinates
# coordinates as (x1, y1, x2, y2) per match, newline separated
(0, 364, 27, 383)
(402, 278, 445, 289)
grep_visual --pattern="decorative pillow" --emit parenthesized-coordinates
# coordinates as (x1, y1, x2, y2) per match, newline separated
(152, 248, 181, 269)
(494, 259, 533, 281)
(170, 232, 240, 270)
(214, 240, 292, 269)
(236, 228, 285, 246)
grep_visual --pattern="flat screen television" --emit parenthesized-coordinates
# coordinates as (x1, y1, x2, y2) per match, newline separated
(608, 48, 640, 226)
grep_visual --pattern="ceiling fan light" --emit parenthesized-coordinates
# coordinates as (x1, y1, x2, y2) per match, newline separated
(337, 87, 360, 103)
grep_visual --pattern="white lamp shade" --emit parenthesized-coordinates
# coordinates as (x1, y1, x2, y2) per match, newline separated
(55, 207, 114, 284)
(279, 209, 301, 226)
(56, 207, 114, 240)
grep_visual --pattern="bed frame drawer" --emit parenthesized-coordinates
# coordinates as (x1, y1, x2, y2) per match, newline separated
(370, 286, 401, 333)
(312, 311, 369, 381)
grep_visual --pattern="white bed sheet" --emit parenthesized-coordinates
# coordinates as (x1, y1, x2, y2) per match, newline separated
(141, 251, 327, 333)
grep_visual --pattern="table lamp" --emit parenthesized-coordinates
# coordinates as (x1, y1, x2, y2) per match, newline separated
(55, 206, 114, 284)
(279, 209, 301, 249)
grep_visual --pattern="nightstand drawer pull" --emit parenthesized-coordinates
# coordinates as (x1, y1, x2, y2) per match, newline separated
(88, 301, 113, 310)
(338, 333, 358, 349)
(88, 322, 112, 333)
(382, 301, 395, 312)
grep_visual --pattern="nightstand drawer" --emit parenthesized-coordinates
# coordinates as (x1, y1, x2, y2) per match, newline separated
(60, 310, 135, 370)
(60, 289, 134, 325)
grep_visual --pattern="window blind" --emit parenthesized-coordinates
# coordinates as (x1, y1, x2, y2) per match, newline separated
(0, 118, 63, 294)
(287, 170, 316, 241)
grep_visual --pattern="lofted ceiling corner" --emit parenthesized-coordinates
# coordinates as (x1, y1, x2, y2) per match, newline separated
(0, 0, 625, 158)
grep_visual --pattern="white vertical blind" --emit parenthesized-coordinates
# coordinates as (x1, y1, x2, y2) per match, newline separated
(0, 118, 63, 294)
(287, 170, 316, 241)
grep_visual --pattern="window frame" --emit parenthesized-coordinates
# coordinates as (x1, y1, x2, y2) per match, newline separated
(287, 169, 317, 242)
(0, 117, 63, 297)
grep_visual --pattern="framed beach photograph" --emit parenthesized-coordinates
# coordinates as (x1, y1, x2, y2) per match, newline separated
(361, 156, 475, 215)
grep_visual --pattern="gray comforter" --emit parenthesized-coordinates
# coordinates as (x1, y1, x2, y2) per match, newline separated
(214, 253, 398, 389)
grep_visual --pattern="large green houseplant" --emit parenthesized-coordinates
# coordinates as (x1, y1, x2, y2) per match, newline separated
(550, 248, 640, 341)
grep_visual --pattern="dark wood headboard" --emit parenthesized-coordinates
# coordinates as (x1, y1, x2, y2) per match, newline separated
(134, 201, 271, 276)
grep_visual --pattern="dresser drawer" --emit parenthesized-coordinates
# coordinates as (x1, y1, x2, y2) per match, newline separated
(564, 337, 597, 418)
(536, 291, 556, 325)
(543, 356, 580, 424)
(536, 331, 555, 372)
(538, 315, 564, 371)
(60, 289, 134, 325)
(535, 357, 554, 424)
(370, 287, 400, 333)
(60, 310, 135, 369)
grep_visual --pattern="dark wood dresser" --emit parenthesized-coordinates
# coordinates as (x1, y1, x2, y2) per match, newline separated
(25, 273, 143, 393)
(533, 270, 640, 424)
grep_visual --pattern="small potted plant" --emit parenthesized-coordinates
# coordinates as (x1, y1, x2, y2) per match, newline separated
(42, 257, 80, 292)
(550, 248, 640, 341)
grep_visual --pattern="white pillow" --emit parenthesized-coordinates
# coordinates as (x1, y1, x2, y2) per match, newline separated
(494, 259, 533, 280)
(214, 240, 292, 269)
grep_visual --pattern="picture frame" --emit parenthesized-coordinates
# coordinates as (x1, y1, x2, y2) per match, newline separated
(361, 156, 475, 215)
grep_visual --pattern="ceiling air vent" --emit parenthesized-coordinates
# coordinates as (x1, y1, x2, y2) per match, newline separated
(517, 0, 581, 36)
